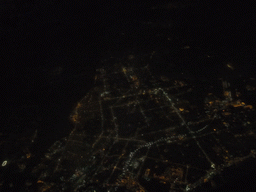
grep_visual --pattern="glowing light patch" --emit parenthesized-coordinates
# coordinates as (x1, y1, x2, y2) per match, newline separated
(2, 160, 7, 167)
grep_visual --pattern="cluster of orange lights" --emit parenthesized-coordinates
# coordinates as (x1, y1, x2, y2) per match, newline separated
(26, 153, 31, 159)
(70, 102, 84, 123)
(37, 180, 52, 192)
(70, 113, 79, 123)
(232, 100, 253, 109)
(117, 176, 145, 192)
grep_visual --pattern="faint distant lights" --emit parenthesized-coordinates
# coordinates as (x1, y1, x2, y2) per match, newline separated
(2, 160, 7, 167)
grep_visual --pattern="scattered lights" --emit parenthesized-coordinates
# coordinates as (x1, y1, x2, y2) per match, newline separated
(71, 113, 79, 123)
(122, 67, 127, 74)
(26, 153, 31, 159)
(144, 169, 150, 177)
(32, 59, 256, 191)
(226, 63, 235, 70)
(183, 45, 190, 49)
(77, 102, 82, 108)
(131, 75, 138, 81)
(208, 101, 213, 105)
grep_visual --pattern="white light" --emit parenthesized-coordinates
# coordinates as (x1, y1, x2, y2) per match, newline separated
(2, 160, 7, 167)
